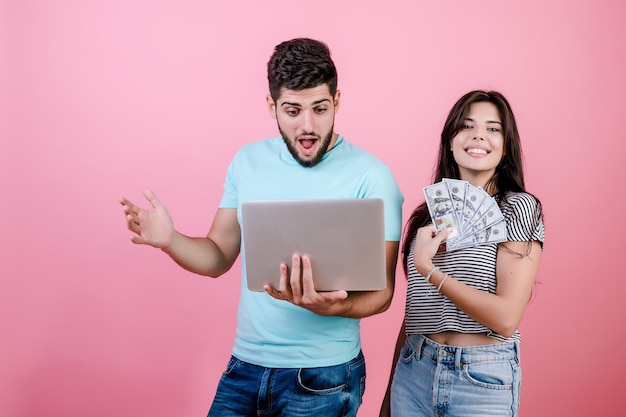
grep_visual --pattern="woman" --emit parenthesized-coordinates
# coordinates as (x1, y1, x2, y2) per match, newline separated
(380, 90, 544, 417)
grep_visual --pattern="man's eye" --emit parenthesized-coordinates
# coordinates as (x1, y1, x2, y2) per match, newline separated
(315, 107, 327, 114)
(286, 109, 300, 116)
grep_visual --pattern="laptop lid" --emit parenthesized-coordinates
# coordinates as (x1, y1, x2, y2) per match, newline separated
(241, 198, 386, 292)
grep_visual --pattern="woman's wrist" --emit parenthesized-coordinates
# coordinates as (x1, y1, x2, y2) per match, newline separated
(417, 261, 436, 278)
(424, 265, 439, 283)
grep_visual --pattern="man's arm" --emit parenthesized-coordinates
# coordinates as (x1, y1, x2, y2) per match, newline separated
(164, 208, 241, 277)
(120, 188, 241, 277)
(264, 241, 399, 318)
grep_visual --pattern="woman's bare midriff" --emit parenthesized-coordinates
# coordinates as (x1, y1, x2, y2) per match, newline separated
(426, 331, 504, 347)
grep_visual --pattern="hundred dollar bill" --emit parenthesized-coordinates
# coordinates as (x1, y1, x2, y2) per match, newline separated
(443, 178, 468, 232)
(447, 219, 508, 251)
(423, 181, 461, 242)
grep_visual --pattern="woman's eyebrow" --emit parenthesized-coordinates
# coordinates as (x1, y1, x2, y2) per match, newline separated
(464, 117, 502, 125)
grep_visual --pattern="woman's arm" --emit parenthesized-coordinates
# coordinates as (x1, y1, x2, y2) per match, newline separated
(413, 226, 542, 338)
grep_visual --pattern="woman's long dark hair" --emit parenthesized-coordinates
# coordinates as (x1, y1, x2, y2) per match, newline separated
(402, 90, 539, 274)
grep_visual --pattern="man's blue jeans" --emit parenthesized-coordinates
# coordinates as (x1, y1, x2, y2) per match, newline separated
(207, 351, 366, 417)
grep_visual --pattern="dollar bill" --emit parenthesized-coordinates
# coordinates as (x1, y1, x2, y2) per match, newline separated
(424, 179, 508, 251)
(443, 178, 468, 231)
(423, 181, 461, 242)
(446, 219, 508, 251)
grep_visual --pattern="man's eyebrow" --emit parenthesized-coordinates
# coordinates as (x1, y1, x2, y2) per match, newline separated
(280, 98, 331, 107)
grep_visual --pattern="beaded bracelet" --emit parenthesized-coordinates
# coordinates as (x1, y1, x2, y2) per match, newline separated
(425, 266, 440, 283)
(437, 273, 448, 291)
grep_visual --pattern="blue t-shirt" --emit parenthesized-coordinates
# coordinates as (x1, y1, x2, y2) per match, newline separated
(219, 135, 403, 367)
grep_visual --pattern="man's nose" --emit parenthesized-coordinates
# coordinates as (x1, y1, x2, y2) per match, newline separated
(301, 110, 314, 132)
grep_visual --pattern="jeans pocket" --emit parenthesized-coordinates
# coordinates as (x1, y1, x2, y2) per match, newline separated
(398, 342, 417, 364)
(223, 356, 241, 376)
(297, 363, 349, 395)
(462, 359, 515, 390)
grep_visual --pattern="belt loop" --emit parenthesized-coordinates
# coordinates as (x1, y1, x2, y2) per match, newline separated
(415, 334, 425, 360)
(515, 341, 521, 364)
(455, 347, 462, 371)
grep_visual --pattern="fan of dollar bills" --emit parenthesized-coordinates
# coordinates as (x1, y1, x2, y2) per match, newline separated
(423, 179, 507, 251)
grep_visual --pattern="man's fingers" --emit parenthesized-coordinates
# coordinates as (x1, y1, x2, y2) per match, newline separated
(130, 235, 145, 245)
(119, 197, 138, 216)
(143, 187, 162, 209)
(263, 284, 283, 300)
(289, 254, 303, 298)
(127, 215, 141, 231)
(277, 263, 293, 298)
(320, 290, 348, 303)
(300, 255, 316, 294)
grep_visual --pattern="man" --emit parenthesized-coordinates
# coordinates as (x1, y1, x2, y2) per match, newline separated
(119, 38, 403, 417)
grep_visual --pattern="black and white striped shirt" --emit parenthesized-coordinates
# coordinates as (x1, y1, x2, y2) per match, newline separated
(405, 192, 545, 342)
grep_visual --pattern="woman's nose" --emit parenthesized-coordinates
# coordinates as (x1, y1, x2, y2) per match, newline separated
(473, 128, 485, 140)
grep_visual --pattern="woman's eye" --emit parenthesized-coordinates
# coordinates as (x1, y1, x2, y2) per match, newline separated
(488, 127, 501, 132)
(462, 124, 473, 129)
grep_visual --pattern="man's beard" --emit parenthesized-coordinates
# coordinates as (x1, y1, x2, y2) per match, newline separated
(279, 126, 334, 168)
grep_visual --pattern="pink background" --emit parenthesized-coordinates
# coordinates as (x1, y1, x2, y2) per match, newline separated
(2, 1, 625, 416)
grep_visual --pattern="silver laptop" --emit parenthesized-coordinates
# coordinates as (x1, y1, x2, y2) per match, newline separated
(241, 198, 386, 292)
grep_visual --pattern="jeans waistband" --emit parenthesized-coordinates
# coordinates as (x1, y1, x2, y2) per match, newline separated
(406, 334, 520, 371)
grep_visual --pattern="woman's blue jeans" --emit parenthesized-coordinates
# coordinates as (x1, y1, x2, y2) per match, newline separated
(208, 351, 366, 417)
(391, 334, 521, 417)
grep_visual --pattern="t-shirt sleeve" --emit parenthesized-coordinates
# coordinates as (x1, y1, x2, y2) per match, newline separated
(360, 164, 404, 242)
(218, 151, 239, 209)
(503, 193, 545, 248)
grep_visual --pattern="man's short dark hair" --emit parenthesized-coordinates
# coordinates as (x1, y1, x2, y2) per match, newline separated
(267, 38, 338, 102)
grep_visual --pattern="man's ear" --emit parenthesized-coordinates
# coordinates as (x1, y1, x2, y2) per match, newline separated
(266, 94, 277, 119)
(333, 90, 341, 113)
